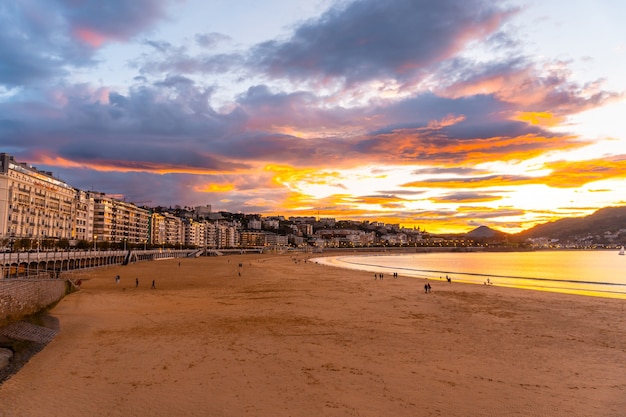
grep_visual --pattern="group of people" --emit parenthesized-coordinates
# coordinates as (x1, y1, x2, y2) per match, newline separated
(114, 275, 156, 289)
(372, 270, 459, 294)
(374, 272, 400, 280)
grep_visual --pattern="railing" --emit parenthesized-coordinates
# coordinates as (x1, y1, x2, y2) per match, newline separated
(0, 249, 196, 279)
(1, 249, 198, 262)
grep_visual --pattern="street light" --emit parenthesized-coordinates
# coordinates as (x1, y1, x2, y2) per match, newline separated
(94, 235, 97, 251)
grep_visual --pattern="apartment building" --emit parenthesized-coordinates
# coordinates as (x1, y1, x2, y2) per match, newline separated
(0, 153, 77, 245)
(150, 212, 166, 245)
(193, 205, 212, 220)
(205, 222, 217, 248)
(215, 222, 238, 248)
(150, 211, 184, 246)
(240, 230, 266, 247)
(183, 219, 206, 247)
(92, 192, 150, 245)
(72, 189, 95, 242)
(163, 212, 183, 245)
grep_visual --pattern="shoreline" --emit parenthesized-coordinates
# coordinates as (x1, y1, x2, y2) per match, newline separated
(313, 251, 626, 300)
(0, 253, 624, 416)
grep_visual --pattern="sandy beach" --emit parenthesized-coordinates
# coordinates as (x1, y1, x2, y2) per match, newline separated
(0, 253, 624, 417)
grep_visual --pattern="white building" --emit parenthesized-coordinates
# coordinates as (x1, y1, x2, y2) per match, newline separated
(0, 153, 77, 246)
(72, 189, 95, 242)
(184, 219, 207, 247)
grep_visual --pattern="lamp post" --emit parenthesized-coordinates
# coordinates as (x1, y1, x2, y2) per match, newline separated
(94, 235, 97, 251)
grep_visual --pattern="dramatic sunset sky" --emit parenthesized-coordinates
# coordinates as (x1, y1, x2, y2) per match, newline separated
(1, 0, 625, 233)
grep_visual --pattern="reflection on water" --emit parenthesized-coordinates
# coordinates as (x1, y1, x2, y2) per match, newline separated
(315, 251, 626, 299)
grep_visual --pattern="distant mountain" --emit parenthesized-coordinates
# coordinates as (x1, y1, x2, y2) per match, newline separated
(517, 206, 626, 241)
(466, 225, 508, 239)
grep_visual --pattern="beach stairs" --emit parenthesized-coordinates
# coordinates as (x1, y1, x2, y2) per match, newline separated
(187, 249, 204, 258)
(122, 250, 137, 265)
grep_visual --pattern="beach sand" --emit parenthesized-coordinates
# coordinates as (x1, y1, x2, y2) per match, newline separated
(0, 253, 624, 417)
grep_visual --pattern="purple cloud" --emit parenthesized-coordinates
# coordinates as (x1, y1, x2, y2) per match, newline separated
(0, 0, 172, 88)
(248, 0, 517, 85)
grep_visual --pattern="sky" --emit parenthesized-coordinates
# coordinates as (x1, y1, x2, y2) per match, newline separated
(1, 0, 625, 234)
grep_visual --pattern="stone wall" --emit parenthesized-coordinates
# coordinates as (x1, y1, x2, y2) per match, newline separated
(0, 280, 68, 327)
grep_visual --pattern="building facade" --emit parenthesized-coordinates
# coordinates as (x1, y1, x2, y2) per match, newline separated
(0, 153, 77, 247)
(92, 192, 150, 245)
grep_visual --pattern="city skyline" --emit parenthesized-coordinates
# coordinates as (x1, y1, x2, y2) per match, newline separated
(1, 0, 625, 233)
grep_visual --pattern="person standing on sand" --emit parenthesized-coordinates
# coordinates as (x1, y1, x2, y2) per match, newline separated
(135, 278, 139, 288)
(151, 280, 156, 289)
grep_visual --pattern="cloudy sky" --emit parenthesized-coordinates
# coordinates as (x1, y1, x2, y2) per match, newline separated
(1, 0, 625, 233)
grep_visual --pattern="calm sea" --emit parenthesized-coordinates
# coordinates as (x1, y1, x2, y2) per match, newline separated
(314, 250, 626, 299)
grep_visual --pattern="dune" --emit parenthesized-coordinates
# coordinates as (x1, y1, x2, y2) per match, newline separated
(0, 253, 624, 417)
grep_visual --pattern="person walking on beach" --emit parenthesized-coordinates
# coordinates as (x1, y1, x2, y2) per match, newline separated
(424, 283, 428, 293)
(427, 283, 431, 293)
(135, 278, 139, 288)
(151, 280, 156, 289)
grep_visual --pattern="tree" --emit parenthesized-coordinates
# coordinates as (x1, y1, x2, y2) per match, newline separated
(15, 238, 31, 251)
(75, 240, 90, 250)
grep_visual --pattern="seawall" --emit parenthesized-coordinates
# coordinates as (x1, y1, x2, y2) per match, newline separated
(0, 279, 70, 327)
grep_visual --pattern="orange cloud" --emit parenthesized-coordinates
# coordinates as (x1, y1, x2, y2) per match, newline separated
(194, 183, 235, 193)
(375, 130, 585, 166)
(402, 156, 626, 190)
(35, 155, 242, 175)
(515, 111, 564, 127)
(542, 157, 626, 188)
(429, 193, 503, 203)
(265, 164, 343, 187)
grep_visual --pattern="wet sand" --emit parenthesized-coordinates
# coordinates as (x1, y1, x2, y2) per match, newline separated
(0, 253, 624, 417)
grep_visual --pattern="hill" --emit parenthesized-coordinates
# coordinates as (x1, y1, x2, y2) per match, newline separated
(517, 206, 626, 242)
(466, 225, 509, 239)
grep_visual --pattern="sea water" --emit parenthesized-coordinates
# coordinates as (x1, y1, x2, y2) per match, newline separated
(314, 250, 626, 299)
